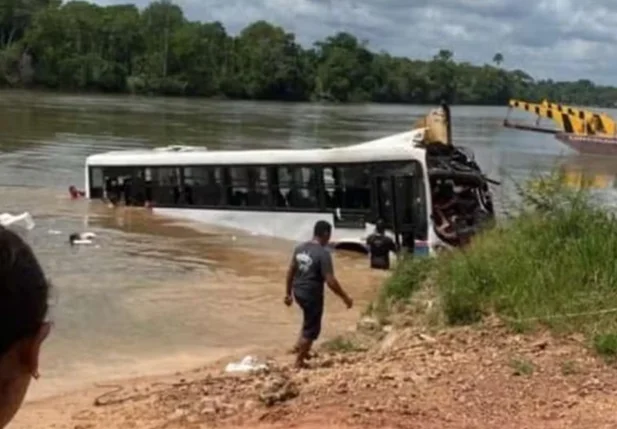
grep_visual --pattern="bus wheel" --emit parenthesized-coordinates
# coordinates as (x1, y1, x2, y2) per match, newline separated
(333, 242, 369, 255)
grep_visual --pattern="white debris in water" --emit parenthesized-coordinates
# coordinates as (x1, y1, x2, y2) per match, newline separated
(71, 232, 98, 245)
(48, 229, 62, 235)
(72, 239, 93, 245)
(224, 355, 267, 373)
(0, 212, 35, 230)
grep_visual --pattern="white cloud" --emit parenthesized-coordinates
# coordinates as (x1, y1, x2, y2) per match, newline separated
(91, 0, 617, 84)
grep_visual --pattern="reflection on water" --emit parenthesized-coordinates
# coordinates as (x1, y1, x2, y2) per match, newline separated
(551, 155, 617, 210)
(557, 155, 617, 189)
(2, 90, 617, 400)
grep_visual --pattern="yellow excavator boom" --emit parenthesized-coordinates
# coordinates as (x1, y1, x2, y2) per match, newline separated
(413, 104, 451, 145)
(508, 99, 586, 135)
(541, 100, 616, 136)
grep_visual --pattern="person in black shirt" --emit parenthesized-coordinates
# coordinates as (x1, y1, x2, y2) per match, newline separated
(366, 219, 398, 270)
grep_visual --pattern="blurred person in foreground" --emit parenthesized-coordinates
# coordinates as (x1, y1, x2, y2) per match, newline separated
(0, 227, 52, 428)
(284, 220, 353, 368)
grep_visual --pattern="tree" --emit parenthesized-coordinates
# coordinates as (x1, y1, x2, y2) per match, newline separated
(314, 32, 374, 101)
(6, 0, 617, 106)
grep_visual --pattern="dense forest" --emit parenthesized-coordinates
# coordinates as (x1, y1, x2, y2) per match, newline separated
(1, 0, 617, 106)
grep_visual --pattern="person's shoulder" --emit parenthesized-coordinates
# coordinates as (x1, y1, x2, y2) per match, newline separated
(294, 240, 317, 253)
(319, 245, 333, 260)
(291, 242, 303, 254)
(295, 240, 312, 248)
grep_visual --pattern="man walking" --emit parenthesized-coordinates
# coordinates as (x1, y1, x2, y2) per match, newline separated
(285, 220, 353, 368)
(366, 219, 398, 270)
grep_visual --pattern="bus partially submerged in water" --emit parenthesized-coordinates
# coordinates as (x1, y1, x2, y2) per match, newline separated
(84, 104, 496, 255)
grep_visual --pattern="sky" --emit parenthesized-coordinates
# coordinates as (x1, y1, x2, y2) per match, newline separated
(91, 0, 617, 85)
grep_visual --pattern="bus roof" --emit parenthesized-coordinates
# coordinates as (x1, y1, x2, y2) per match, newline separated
(85, 129, 428, 167)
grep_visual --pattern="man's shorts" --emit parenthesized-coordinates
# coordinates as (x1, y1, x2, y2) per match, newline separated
(293, 290, 324, 341)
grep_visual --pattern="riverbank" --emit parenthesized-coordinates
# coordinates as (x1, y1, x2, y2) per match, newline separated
(11, 320, 617, 429)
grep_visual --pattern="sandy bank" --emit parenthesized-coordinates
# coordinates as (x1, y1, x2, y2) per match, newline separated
(10, 320, 617, 429)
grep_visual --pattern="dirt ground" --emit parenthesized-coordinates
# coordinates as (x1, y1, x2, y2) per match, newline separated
(10, 318, 617, 429)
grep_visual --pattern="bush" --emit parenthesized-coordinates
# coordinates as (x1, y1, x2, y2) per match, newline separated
(381, 170, 617, 345)
(374, 254, 435, 317)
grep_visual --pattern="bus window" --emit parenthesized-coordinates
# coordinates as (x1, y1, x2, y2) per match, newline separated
(102, 166, 143, 206)
(277, 166, 319, 209)
(227, 167, 249, 206)
(145, 167, 153, 202)
(184, 167, 223, 206)
(246, 167, 269, 207)
(324, 165, 371, 210)
(152, 167, 181, 205)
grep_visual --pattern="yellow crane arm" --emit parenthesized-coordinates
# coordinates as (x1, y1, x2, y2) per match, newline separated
(508, 99, 585, 134)
(412, 104, 451, 145)
(541, 100, 616, 136)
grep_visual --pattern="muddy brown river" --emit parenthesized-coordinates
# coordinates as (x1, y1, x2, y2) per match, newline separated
(1, 90, 615, 400)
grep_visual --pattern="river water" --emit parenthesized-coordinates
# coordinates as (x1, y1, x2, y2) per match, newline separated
(1, 90, 616, 401)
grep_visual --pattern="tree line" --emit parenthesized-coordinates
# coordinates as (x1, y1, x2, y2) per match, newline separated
(1, 0, 616, 106)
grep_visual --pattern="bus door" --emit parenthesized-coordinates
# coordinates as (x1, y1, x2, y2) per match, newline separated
(372, 174, 417, 252)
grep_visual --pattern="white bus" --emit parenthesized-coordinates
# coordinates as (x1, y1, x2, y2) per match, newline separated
(84, 105, 496, 255)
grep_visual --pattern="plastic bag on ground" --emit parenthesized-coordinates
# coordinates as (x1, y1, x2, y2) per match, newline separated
(224, 355, 268, 373)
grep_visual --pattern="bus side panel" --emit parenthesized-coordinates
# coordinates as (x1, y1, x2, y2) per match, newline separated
(154, 207, 337, 243)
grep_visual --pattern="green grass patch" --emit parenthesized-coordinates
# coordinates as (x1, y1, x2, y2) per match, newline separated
(320, 335, 366, 353)
(593, 333, 617, 360)
(376, 169, 617, 357)
(560, 360, 579, 375)
(373, 255, 436, 318)
(509, 357, 534, 376)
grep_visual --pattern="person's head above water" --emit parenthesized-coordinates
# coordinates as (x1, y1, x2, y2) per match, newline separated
(313, 220, 332, 246)
(0, 227, 51, 428)
(375, 219, 386, 234)
(68, 233, 79, 246)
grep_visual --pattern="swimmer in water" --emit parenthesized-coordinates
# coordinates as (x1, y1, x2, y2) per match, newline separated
(68, 233, 79, 245)
(68, 185, 85, 199)
(68, 232, 96, 246)
(0, 226, 52, 428)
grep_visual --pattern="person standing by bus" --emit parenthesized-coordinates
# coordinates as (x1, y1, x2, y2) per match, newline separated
(366, 219, 398, 270)
(0, 227, 52, 428)
(284, 220, 353, 368)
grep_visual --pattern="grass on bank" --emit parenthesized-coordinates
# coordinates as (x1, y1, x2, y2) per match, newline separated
(320, 335, 368, 353)
(376, 170, 617, 358)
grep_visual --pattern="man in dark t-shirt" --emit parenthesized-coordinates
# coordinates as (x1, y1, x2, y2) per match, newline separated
(366, 219, 398, 270)
(284, 220, 353, 368)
